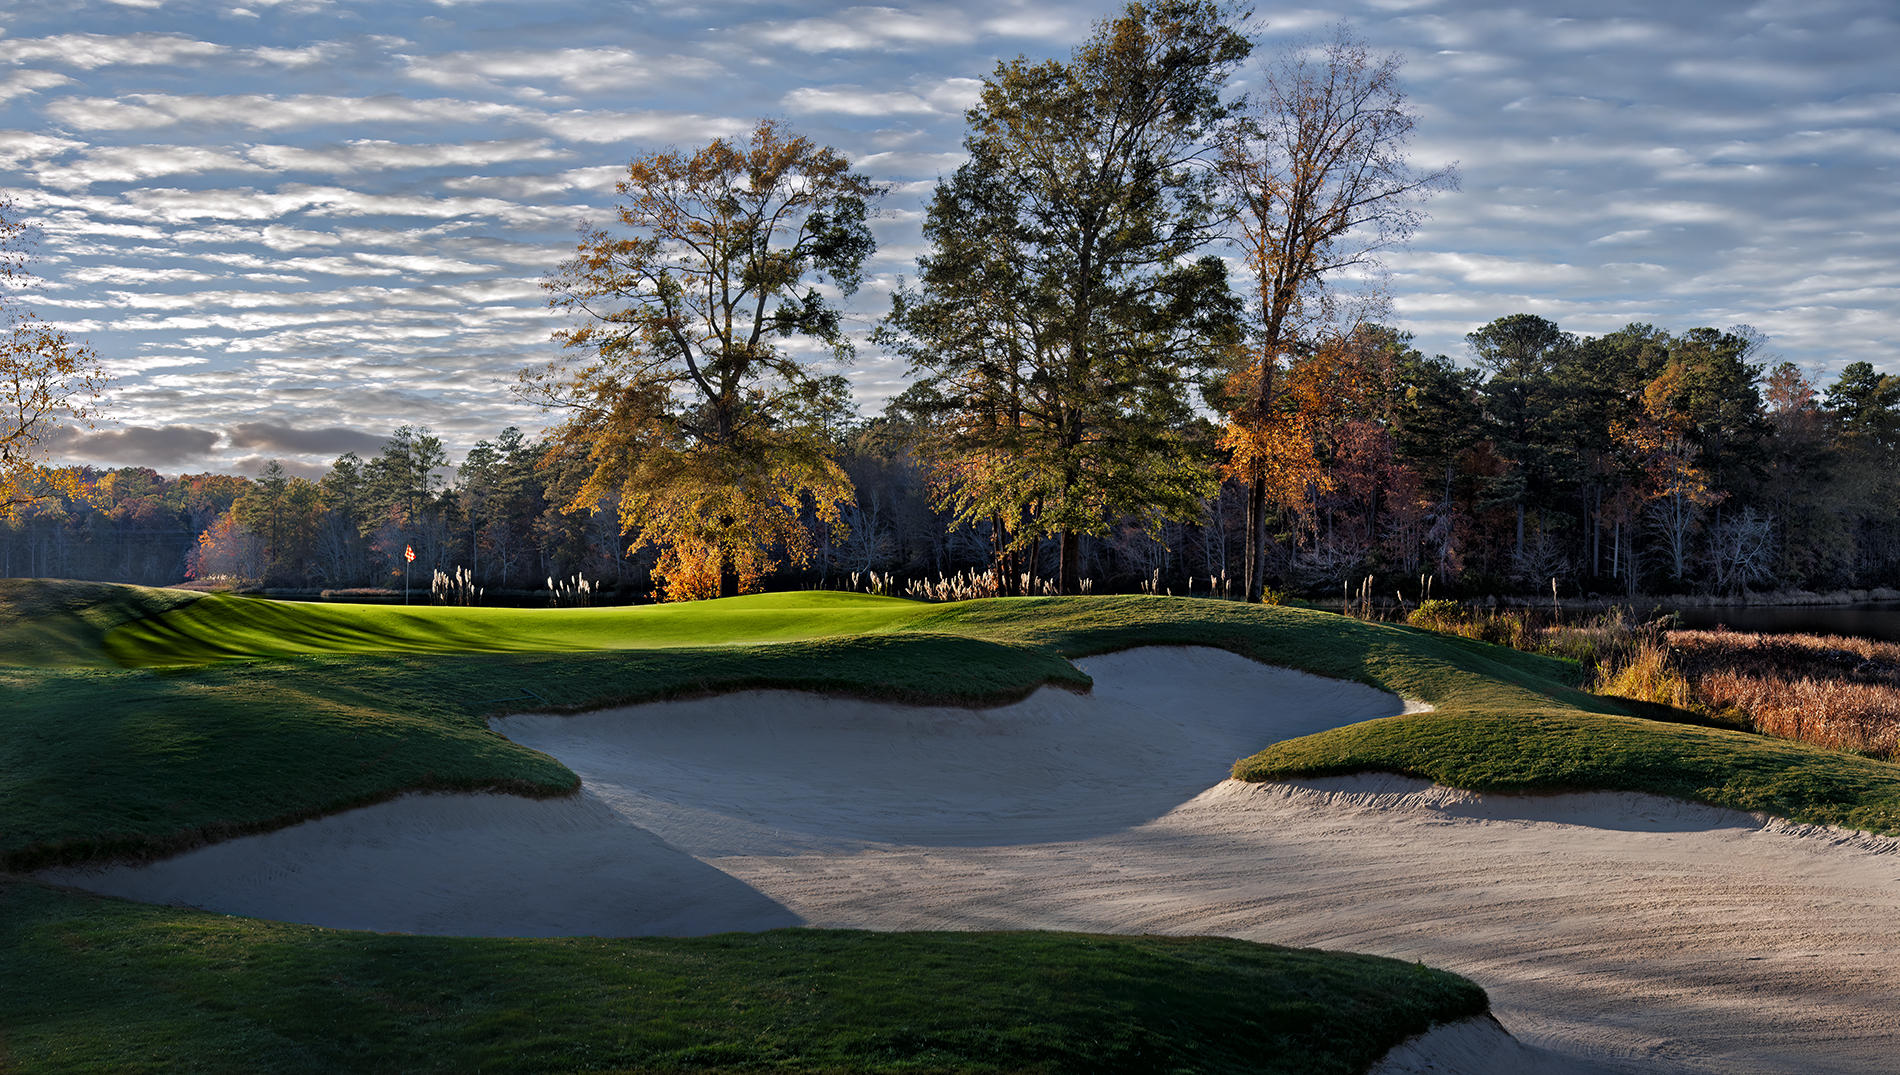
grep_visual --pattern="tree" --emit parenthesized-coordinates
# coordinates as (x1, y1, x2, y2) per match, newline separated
(1823, 360, 1900, 579)
(233, 460, 323, 584)
(459, 426, 544, 587)
(1625, 362, 1721, 584)
(887, 0, 1250, 594)
(1468, 313, 1579, 577)
(1218, 24, 1454, 601)
(2, 198, 106, 520)
(523, 119, 876, 601)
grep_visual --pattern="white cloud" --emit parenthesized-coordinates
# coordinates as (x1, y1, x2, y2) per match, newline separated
(533, 109, 751, 145)
(1, 32, 226, 69)
(783, 87, 940, 116)
(244, 138, 569, 174)
(0, 70, 74, 102)
(401, 47, 721, 96)
(34, 145, 267, 190)
(0, 131, 84, 168)
(751, 6, 974, 52)
(45, 93, 526, 132)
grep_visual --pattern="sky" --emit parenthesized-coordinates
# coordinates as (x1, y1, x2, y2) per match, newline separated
(1, 0, 1895, 478)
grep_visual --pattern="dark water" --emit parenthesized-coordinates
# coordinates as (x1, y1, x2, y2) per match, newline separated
(1671, 603, 1900, 643)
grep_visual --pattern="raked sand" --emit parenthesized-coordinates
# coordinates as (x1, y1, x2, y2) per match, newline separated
(41, 646, 1900, 1074)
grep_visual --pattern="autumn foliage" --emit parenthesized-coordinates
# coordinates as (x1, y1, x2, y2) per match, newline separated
(2, 199, 107, 520)
(525, 120, 875, 601)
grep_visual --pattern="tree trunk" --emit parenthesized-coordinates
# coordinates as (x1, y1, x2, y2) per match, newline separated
(719, 548, 739, 599)
(1247, 472, 1272, 603)
(991, 511, 1009, 597)
(1058, 529, 1080, 595)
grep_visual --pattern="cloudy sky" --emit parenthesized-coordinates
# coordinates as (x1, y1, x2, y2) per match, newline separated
(2, 0, 1895, 477)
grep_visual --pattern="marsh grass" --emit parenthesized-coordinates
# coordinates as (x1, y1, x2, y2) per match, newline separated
(1671, 630, 1900, 759)
(1402, 600, 1900, 758)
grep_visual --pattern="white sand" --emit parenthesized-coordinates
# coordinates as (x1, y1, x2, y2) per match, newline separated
(40, 645, 1900, 1073)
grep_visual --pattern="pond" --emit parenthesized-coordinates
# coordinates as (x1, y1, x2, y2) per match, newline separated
(1670, 603, 1900, 644)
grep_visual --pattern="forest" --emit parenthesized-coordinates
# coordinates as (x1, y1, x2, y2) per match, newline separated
(2, 5, 1890, 604)
(3, 314, 1894, 602)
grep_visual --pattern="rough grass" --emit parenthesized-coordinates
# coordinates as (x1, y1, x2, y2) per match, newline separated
(0, 880, 1487, 1075)
(1670, 630, 1900, 759)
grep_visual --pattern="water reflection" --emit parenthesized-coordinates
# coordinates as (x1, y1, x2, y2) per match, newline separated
(1672, 603, 1900, 643)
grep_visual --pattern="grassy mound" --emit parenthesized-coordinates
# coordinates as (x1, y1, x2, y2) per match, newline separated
(0, 578, 203, 668)
(1, 880, 1484, 1075)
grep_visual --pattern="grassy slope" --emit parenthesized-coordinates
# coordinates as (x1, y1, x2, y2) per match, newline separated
(0, 578, 203, 668)
(0, 880, 1484, 1075)
(102, 589, 935, 666)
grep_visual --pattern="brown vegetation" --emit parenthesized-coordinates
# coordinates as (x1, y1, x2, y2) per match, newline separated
(1402, 603, 1900, 758)
(1669, 630, 1900, 759)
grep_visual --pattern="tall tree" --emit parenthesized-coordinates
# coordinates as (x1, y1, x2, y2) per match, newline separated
(1468, 313, 1578, 575)
(1824, 360, 1900, 579)
(1, 198, 107, 519)
(524, 119, 875, 600)
(888, 0, 1249, 594)
(232, 461, 322, 584)
(1218, 24, 1454, 601)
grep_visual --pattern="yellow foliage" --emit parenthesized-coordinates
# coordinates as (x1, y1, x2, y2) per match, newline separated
(3, 202, 108, 521)
(1218, 410, 1331, 510)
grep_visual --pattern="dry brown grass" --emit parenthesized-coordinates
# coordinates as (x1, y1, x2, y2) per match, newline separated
(1668, 630, 1900, 759)
(1402, 602, 1900, 757)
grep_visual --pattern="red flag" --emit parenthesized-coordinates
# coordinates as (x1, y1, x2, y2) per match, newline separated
(404, 545, 416, 563)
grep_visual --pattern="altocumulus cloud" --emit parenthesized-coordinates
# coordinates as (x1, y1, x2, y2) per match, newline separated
(0, 0, 1892, 476)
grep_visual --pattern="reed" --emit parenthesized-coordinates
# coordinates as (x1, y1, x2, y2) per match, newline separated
(1670, 630, 1900, 759)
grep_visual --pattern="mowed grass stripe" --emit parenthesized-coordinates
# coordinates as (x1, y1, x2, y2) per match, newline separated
(101, 589, 934, 667)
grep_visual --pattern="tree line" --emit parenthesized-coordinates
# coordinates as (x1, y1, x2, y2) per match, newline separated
(4, 315, 1894, 600)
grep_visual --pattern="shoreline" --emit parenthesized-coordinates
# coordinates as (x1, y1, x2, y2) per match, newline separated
(1326, 587, 1900, 613)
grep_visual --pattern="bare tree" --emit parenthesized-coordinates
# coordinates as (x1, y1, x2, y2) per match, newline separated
(1218, 25, 1455, 601)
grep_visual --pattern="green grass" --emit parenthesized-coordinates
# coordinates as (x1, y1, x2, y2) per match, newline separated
(102, 589, 935, 667)
(0, 880, 1484, 1075)
(0, 578, 203, 668)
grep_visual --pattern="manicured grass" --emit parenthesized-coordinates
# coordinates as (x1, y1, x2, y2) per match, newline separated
(102, 589, 935, 667)
(0, 880, 1484, 1075)
(0, 578, 203, 668)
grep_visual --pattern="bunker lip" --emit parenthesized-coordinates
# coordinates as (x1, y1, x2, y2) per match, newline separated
(38, 646, 1900, 1072)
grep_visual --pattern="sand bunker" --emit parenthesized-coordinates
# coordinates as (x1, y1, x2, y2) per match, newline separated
(42, 645, 1900, 1073)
